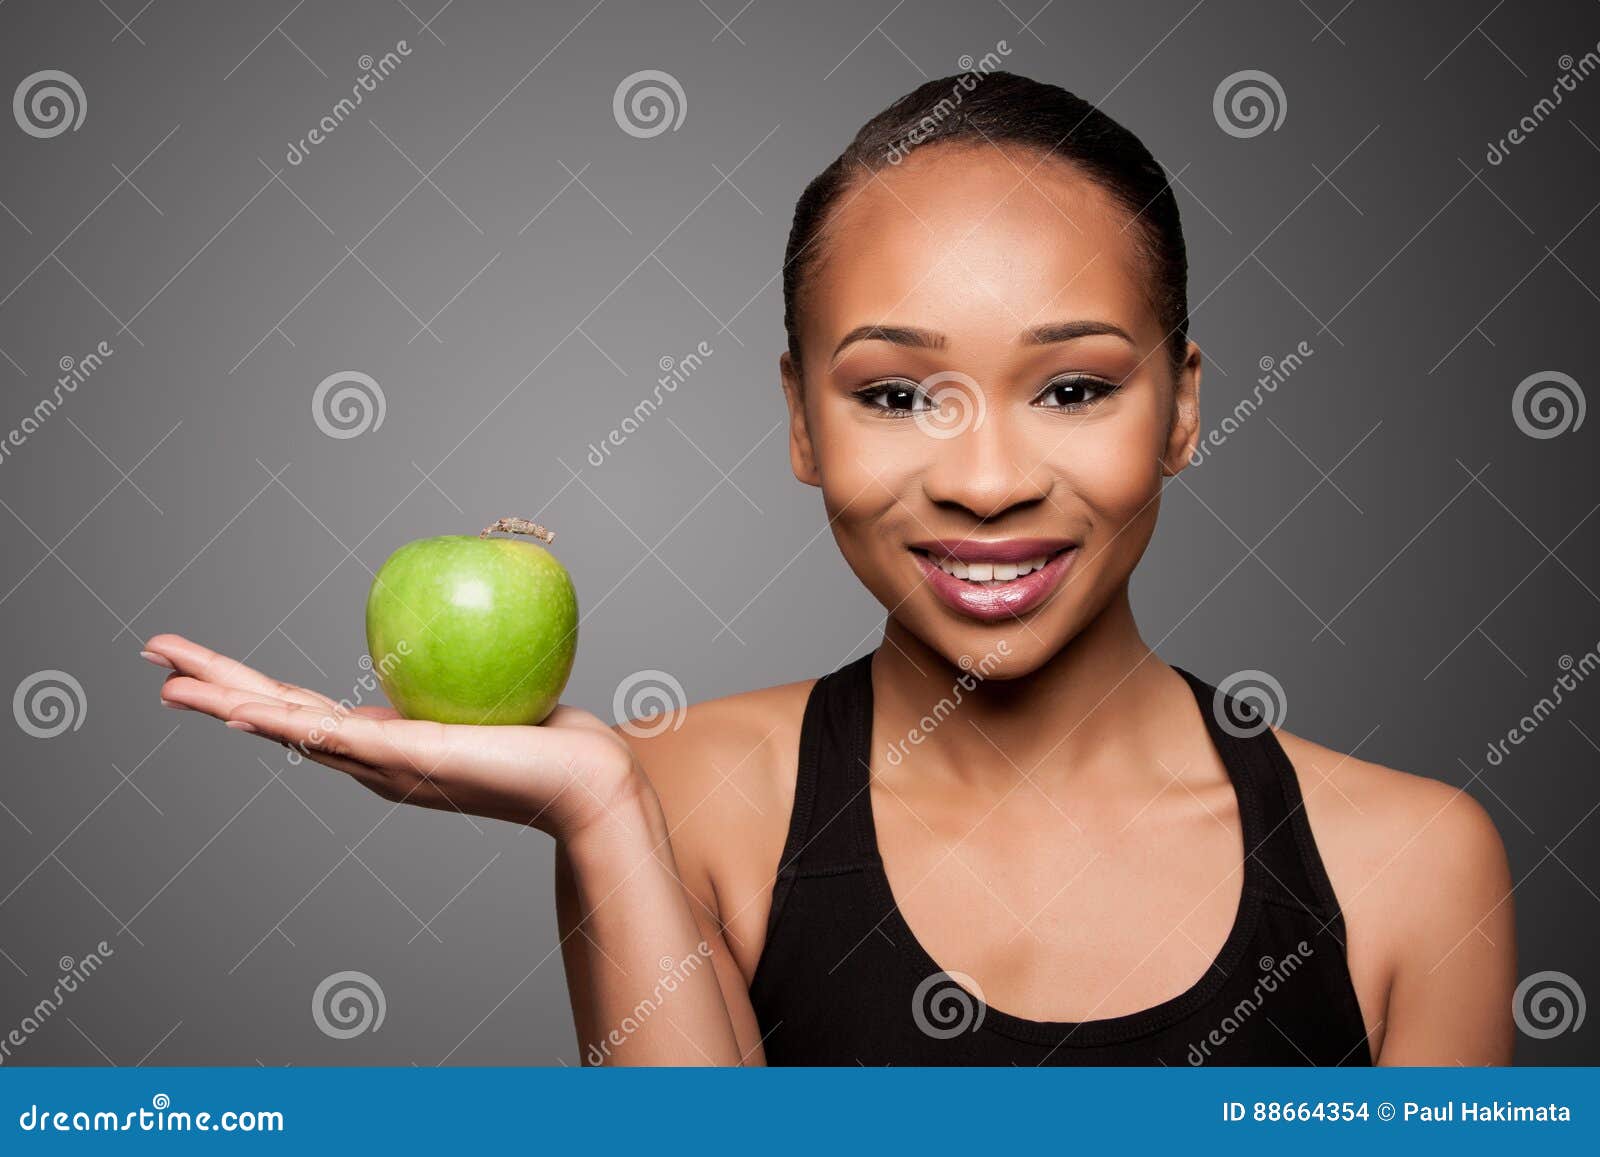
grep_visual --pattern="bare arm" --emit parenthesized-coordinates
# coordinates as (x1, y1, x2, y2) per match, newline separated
(1375, 790, 1516, 1065)
(555, 728, 772, 1066)
(145, 634, 747, 1066)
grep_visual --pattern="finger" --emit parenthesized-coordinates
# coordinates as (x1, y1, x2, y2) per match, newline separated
(142, 634, 337, 709)
(160, 675, 293, 720)
(350, 705, 403, 720)
(226, 700, 443, 770)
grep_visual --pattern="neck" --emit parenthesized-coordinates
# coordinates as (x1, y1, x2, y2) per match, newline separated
(872, 585, 1182, 789)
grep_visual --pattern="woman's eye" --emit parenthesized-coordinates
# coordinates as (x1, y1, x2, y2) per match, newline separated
(1035, 376, 1117, 410)
(856, 382, 933, 412)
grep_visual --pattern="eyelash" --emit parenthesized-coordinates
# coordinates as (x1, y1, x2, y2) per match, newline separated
(851, 375, 1123, 416)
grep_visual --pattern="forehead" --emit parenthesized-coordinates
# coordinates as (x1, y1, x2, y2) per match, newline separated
(807, 145, 1155, 345)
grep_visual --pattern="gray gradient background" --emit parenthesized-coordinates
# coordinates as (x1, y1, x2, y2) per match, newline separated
(0, 0, 1596, 1066)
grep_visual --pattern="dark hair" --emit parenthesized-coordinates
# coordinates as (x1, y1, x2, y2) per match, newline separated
(782, 71, 1189, 378)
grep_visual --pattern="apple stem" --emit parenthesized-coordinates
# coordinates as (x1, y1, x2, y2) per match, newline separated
(480, 516, 555, 544)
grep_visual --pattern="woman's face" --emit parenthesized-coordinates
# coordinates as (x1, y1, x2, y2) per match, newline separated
(781, 144, 1201, 677)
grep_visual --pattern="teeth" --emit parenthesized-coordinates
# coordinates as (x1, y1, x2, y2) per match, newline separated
(931, 553, 1052, 583)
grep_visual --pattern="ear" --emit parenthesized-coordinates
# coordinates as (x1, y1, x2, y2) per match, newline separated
(1161, 341, 1202, 477)
(780, 351, 821, 487)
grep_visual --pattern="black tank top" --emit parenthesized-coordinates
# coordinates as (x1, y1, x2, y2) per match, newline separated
(748, 652, 1373, 1065)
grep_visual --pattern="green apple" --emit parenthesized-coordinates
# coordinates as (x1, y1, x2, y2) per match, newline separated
(365, 519, 578, 725)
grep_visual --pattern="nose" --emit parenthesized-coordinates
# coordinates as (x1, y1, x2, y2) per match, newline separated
(918, 390, 1052, 521)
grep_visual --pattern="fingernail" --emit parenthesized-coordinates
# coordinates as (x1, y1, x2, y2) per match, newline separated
(161, 699, 191, 711)
(140, 650, 175, 670)
(225, 720, 258, 733)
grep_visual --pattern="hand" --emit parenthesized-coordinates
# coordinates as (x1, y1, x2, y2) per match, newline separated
(143, 634, 648, 839)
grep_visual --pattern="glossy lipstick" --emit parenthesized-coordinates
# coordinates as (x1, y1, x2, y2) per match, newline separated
(908, 538, 1078, 622)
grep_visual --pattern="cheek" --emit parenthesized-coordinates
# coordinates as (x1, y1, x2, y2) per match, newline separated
(1043, 396, 1168, 528)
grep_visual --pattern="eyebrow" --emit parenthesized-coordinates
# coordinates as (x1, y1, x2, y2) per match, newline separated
(830, 319, 1133, 362)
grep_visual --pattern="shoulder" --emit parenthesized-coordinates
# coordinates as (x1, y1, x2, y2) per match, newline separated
(1273, 729, 1517, 1061)
(1275, 729, 1508, 885)
(611, 677, 816, 922)
(1273, 729, 1512, 963)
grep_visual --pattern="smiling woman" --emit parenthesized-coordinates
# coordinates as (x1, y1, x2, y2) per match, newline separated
(148, 70, 1515, 1067)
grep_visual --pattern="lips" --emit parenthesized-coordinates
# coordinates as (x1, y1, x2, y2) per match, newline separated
(908, 538, 1078, 622)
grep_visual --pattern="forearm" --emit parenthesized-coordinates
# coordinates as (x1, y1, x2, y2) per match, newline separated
(555, 787, 744, 1065)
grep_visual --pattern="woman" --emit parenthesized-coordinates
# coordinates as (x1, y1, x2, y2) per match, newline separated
(144, 72, 1515, 1065)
